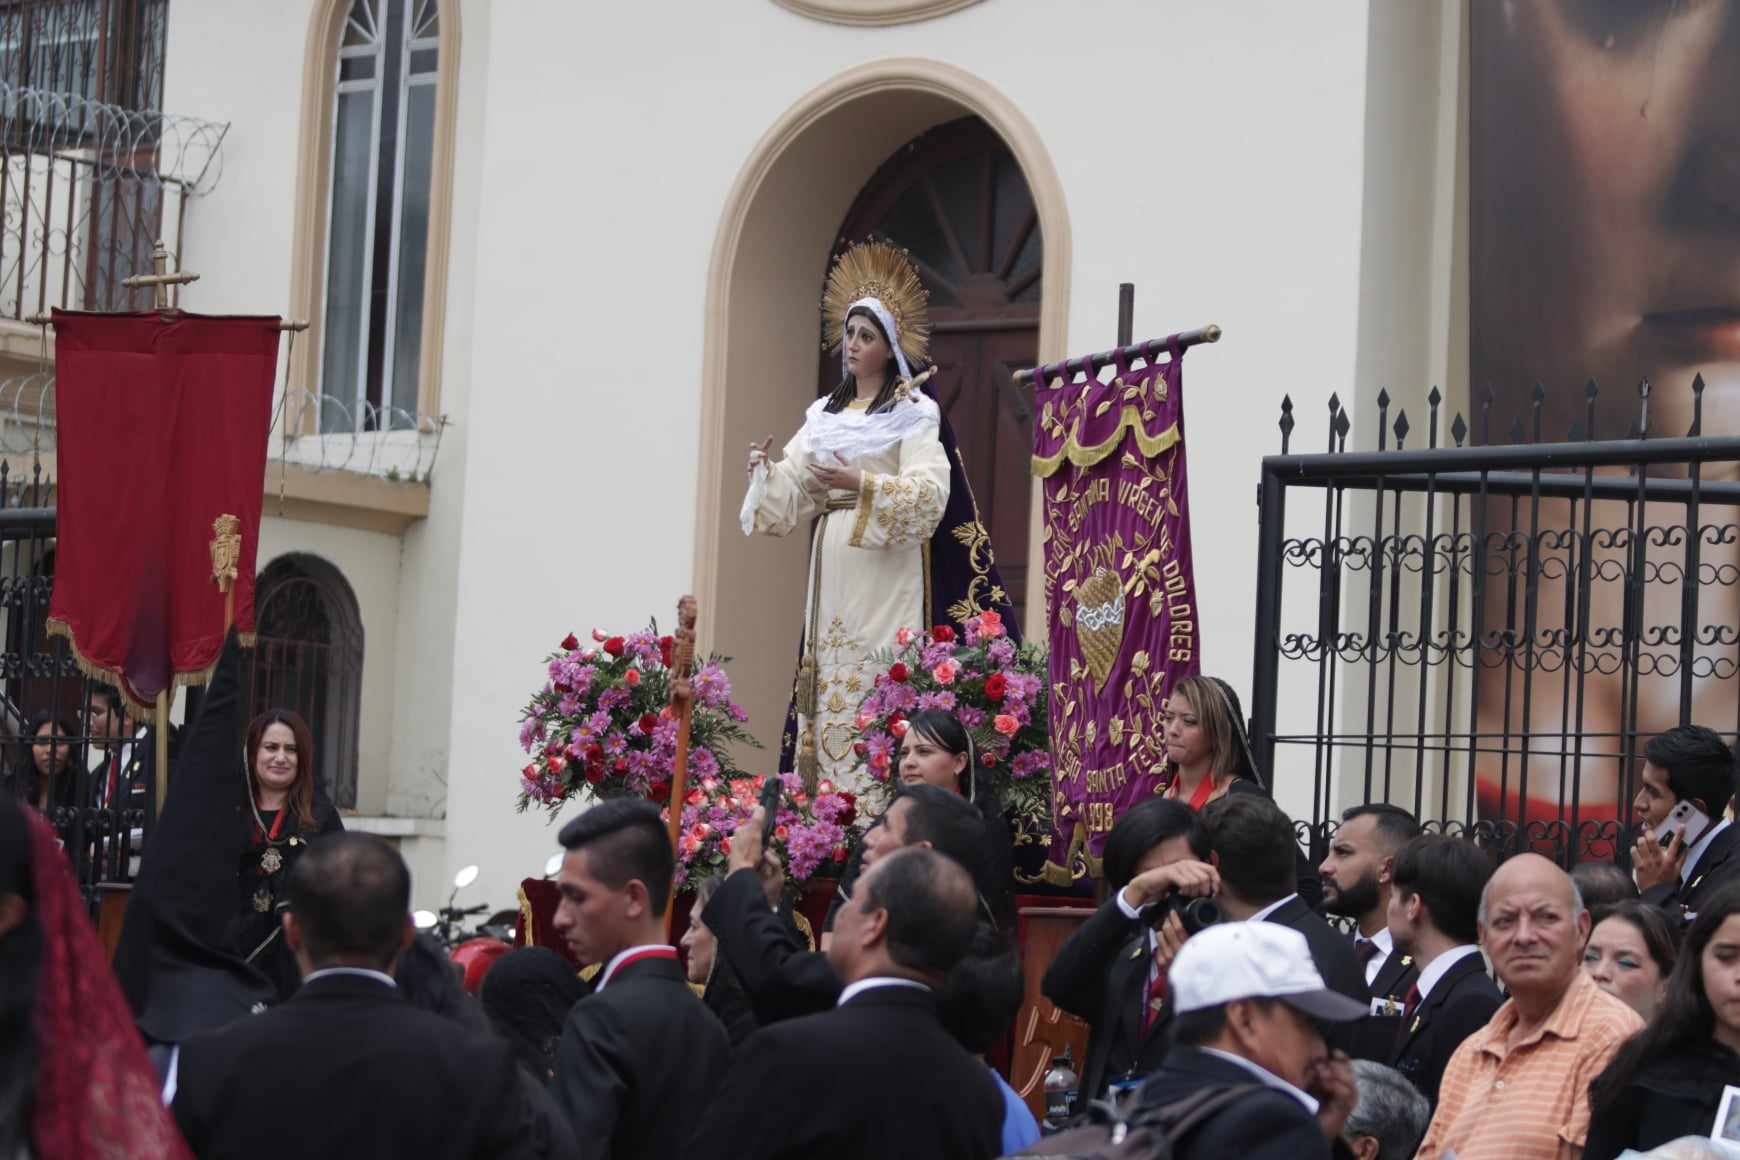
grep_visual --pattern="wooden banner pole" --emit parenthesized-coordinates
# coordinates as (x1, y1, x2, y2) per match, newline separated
(661, 596, 698, 937)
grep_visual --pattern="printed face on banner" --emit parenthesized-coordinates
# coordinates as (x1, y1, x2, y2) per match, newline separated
(1034, 356, 1199, 878)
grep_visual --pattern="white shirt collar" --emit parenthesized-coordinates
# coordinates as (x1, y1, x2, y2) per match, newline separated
(303, 966, 398, 989)
(1198, 1047, 1320, 1114)
(1357, 926, 1395, 985)
(1414, 944, 1482, 1002)
(836, 976, 931, 1007)
(597, 944, 675, 991)
(1683, 818, 1732, 885)
(1248, 894, 1299, 924)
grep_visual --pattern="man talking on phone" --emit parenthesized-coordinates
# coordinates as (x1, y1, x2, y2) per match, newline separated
(1630, 725, 1739, 924)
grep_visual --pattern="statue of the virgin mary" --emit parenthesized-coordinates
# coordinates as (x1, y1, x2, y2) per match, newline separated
(741, 240, 1020, 794)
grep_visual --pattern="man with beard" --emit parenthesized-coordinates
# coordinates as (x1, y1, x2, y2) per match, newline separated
(1320, 804, 1421, 1009)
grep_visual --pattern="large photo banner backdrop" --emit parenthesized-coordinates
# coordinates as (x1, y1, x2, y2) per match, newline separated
(1033, 346, 1199, 881)
(48, 311, 281, 711)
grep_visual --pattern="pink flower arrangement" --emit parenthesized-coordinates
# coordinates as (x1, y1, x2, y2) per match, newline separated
(852, 611, 1052, 845)
(672, 772, 858, 893)
(515, 621, 758, 813)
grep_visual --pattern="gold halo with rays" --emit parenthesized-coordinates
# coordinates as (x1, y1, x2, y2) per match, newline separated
(820, 239, 931, 368)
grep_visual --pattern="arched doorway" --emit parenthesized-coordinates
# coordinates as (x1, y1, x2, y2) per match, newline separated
(692, 58, 1070, 762)
(822, 116, 1039, 624)
(249, 553, 364, 809)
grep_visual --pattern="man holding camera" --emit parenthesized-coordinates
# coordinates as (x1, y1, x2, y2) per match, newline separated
(1628, 724, 1738, 923)
(1042, 798, 1218, 1105)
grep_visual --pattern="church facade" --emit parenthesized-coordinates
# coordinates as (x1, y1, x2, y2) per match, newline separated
(56, 0, 1465, 906)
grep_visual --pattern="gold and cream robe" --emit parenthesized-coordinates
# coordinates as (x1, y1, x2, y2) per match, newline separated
(746, 401, 950, 794)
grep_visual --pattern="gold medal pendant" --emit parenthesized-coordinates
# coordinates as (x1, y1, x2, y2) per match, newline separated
(260, 847, 284, 875)
(252, 888, 273, 913)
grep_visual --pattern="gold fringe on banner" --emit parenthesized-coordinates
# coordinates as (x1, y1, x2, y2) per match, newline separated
(48, 617, 254, 717)
(1031, 410, 1179, 479)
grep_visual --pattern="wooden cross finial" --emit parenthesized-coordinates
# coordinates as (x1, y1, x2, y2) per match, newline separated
(122, 240, 200, 310)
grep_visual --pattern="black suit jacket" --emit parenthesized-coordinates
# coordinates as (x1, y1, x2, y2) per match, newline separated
(553, 952, 730, 1160)
(1368, 944, 1419, 1003)
(1389, 949, 1502, 1107)
(1643, 822, 1740, 923)
(703, 866, 841, 1024)
(1041, 895, 1169, 1103)
(689, 984, 1003, 1160)
(1135, 1045, 1333, 1160)
(1262, 896, 1369, 1004)
(1342, 942, 1419, 1062)
(172, 972, 556, 1159)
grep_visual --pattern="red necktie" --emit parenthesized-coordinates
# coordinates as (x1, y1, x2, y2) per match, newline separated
(1401, 983, 1422, 1023)
(105, 750, 121, 808)
(1354, 938, 1379, 965)
(1141, 966, 1168, 1033)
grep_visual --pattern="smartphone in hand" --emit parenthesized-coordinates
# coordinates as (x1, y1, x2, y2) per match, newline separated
(1656, 799, 1713, 850)
(759, 777, 783, 849)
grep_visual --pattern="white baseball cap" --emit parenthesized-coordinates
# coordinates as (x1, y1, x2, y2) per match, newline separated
(1169, 922, 1369, 1022)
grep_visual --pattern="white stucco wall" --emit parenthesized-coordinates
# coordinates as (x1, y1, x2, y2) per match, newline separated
(154, 0, 1480, 912)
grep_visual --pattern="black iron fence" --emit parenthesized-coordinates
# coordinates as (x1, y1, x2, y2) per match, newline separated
(1249, 378, 1740, 869)
(0, 462, 160, 906)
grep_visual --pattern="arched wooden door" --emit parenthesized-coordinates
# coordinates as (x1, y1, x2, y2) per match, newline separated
(822, 116, 1041, 627)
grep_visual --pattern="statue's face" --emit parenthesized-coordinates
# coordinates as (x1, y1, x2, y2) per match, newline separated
(845, 312, 892, 383)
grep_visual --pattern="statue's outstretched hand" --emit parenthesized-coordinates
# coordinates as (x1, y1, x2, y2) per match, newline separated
(746, 436, 773, 476)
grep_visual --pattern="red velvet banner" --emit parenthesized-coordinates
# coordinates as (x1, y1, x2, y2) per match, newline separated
(47, 311, 280, 711)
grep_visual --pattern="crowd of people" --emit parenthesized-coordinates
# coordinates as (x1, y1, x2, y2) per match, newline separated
(4, 641, 1740, 1158)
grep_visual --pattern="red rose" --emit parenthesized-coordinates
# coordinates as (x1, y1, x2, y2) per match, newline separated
(686, 787, 704, 806)
(981, 751, 998, 767)
(521, 763, 537, 778)
(560, 632, 580, 651)
(546, 754, 567, 774)
(993, 713, 1020, 736)
(721, 836, 733, 857)
(649, 779, 671, 803)
(832, 844, 849, 863)
(585, 743, 604, 764)
(553, 681, 571, 694)
(584, 764, 605, 784)
(853, 742, 869, 759)
(890, 719, 909, 739)
(659, 635, 674, 667)
(931, 625, 956, 643)
(624, 668, 641, 687)
(613, 756, 629, 774)
(603, 636, 626, 657)
(888, 662, 910, 683)
(838, 793, 857, 827)
(983, 673, 1009, 702)
(639, 713, 659, 734)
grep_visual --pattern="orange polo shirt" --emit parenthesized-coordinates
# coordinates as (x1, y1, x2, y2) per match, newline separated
(1416, 968, 1642, 1160)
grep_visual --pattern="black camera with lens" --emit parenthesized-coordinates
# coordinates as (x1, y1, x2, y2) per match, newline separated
(1145, 891, 1222, 936)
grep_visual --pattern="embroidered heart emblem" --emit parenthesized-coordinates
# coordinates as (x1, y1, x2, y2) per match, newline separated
(1074, 566, 1125, 692)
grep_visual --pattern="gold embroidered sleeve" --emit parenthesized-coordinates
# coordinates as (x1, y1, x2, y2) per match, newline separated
(847, 424, 950, 549)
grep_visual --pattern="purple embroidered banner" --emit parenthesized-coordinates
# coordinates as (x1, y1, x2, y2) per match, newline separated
(1032, 347, 1199, 882)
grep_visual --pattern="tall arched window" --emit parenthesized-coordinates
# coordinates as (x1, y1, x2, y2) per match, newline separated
(317, 0, 449, 433)
(249, 554, 364, 809)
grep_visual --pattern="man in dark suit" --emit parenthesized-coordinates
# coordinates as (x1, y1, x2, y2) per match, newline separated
(1202, 794, 1370, 1004)
(1630, 725, 1740, 924)
(1385, 834, 1502, 1107)
(1321, 803, 1422, 1060)
(550, 798, 729, 1159)
(1134, 921, 1364, 1160)
(702, 783, 987, 1025)
(690, 846, 1003, 1159)
(169, 833, 555, 1159)
(1042, 797, 1215, 1105)
(1321, 804, 1421, 1006)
